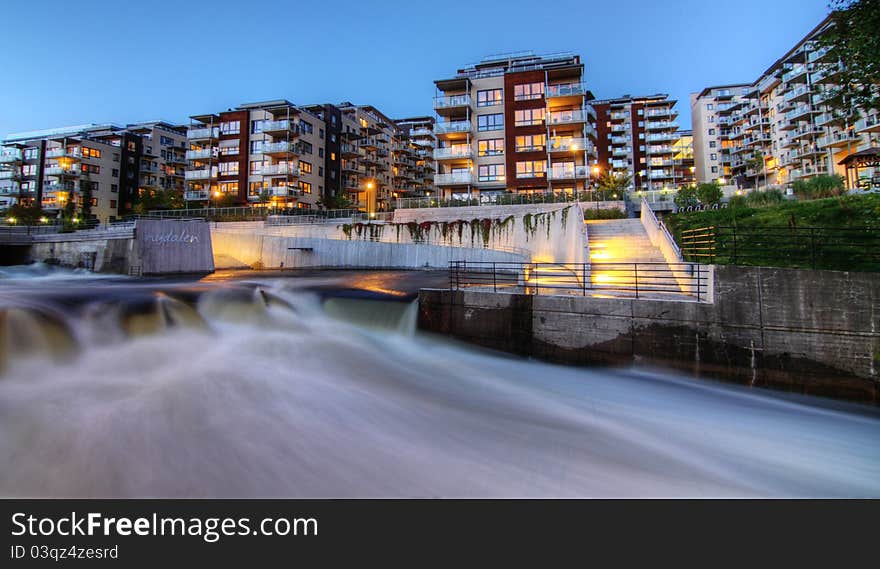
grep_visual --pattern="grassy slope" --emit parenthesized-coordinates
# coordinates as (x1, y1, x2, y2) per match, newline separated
(663, 193, 880, 271)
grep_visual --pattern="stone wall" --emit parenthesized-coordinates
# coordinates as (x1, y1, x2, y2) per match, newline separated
(419, 265, 880, 403)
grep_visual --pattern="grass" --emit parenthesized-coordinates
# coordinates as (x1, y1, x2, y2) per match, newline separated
(664, 193, 880, 272)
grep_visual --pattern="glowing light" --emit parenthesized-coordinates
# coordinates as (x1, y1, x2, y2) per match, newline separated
(72, 217, 80, 223)
(366, 181, 375, 190)
(718, 177, 726, 184)
(6, 217, 16, 224)
(592, 166, 600, 175)
(39, 216, 48, 223)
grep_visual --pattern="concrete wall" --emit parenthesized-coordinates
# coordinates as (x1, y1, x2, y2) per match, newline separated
(29, 236, 134, 273)
(419, 265, 880, 403)
(136, 219, 214, 275)
(212, 231, 526, 270)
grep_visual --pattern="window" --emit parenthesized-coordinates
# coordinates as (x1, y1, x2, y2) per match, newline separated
(709, 116, 715, 123)
(515, 134, 546, 152)
(514, 108, 545, 126)
(110, 199, 117, 208)
(22, 164, 37, 176)
(220, 121, 240, 135)
(219, 181, 238, 194)
(82, 147, 101, 159)
(710, 153, 717, 160)
(249, 181, 267, 196)
(477, 89, 502, 107)
(160, 136, 175, 146)
(24, 148, 39, 160)
(299, 161, 312, 174)
(251, 120, 265, 134)
(514, 82, 544, 101)
(298, 181, 312, 194)
(478, 139, 504, 156)
(113, 153, 119, 162)
(111, 184, 118, 193)
(318, 167, 323, 176)
(299, 120, 314, 134)
(219, 141, 240, 156)
(477, 114, 504, 131)
(250, 141, 263, 154)
(81, 164, 100, 174)
(515, 160, 546, 179)
(218, 161, 239, 176)
(708, 129, 716, 136)
(319, 129, 324, 139)
(330, 152, 336, 161)
(318, 148, 323, 158)
(709, 141, 717, 148)
(478, 164, 505, 182)
(249, 161, 262, 175)
(711, 166, 718, 173)
(90, 198, 98, 207)
(300, 141, 313, 154)
(707, 104, 714, 110)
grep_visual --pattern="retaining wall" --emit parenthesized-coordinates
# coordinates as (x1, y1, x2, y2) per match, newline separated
(419, 265, 880, 402)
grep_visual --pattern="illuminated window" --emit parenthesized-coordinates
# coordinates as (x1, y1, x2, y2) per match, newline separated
(515, 134, 546, 152)
(219, 181, 239, 194)
(516, 160, 546, 178)
(514, 82, 544, 101)
(299, 161, 312, 174)
(218, 161, 239, 176)
(220, 121, 240, 135)
(514, 108, 545, 127)
(477, 114, 504, 131)
(478, 164, 505, 182)
(478, 139, 504, 156)
(298, 181, 312, 194)
(477, 89, 503, 107)
(82, 147, 101, 159)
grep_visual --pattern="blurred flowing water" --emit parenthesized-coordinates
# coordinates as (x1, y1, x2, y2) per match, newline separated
(0, 264, 878, 498)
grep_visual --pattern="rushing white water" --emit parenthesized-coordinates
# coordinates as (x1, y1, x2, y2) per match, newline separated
(0, 276, 878, 498)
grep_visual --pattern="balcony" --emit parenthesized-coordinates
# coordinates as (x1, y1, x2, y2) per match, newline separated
(817, 130, 861, 148)
(184, 169, 215, 181)
(0, 149, 23, 163)
(610, 123, 627, 133)
(810, 63, 841, 85)
(434, 94, 472, 115)
(785, 105, 815, 122)
(646, 132, 676, 142)
(186, 148, 214, 160)
(790, 126, 821, 141)
(611, 160, 628, 169)
(610, 111, 628, 121)
(547, 109, 588, 126)
(262, 163, 300, 176)
(262, 141, 299, 156)
(434, 121, 471, 135)
(645, 121, 678, 131)
(647, 170, 674, 180)
(187, 127, 219, 140)
(433, 147, 472, 160)
(434, 172, 473, 186)
(547, 138, 589, 153)
(410, 128, 434, 138)
(781, 64, 809, 84)
(46, 147, 82, 160)
(184, 190, 209, 201)
(784, 85, 811, 104)
(43, 166, 78, 177)
(612, 148, 629, 157)
(855, 114, 880, 133)
(646, 145, 674, 155)
(263, 120, 300, 136)
(547, 165, 589, 180)
(267, 186, 301, 198)
(646, 108, 675, 119)
(0, 182, 20, 195)
(808, 46, 832, 64)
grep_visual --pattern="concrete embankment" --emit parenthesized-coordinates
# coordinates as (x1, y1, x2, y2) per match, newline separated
(419, 265, 880, 402)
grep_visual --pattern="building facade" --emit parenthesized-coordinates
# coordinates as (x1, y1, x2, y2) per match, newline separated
(1, 124, 145, 222)
(432, 52, 598, 200)
(691, 16, 879, 190)
(183, 100, 425, 212)
(125, 121, 188, 200)
(592, 95, 680, 191)
(393, 116, 436, 200)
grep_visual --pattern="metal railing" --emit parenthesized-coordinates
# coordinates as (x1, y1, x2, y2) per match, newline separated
(396, 190, 622, 210)
(149, 206, 359, 221)
(679, 226, 880, 272)
(449, 261, 709, 301)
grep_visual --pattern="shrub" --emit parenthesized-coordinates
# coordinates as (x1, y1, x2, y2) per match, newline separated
(792, 174, 846, 200)
(746, 189, 785, 207)
(728, 195, 749, 209)
(696, 183, 723, 205)
(584, 208, 626, 220)
(674, 187, 699, 209)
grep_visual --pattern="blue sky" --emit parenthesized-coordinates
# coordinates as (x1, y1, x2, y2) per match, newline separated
(0, 0, 830, 137)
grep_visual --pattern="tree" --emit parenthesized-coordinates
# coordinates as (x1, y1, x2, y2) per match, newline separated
(674, 187, 699, 209)
(322, 192, 353, 210)
(817, 0, 880, 119)
(745, 152, 769, 189)
(597, 171, 632, 193)
(696, 182, 723, 205)
(80, 177, 94, 220)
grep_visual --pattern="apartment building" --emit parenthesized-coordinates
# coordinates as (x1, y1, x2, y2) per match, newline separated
(393, 116, 436, 199)
(184, 100, 418, 212)
(1, 124, 143, 222)
(125, 121, 188, 198)
(692, 16, 879, 190)
(593, 95, 680, 191)
(672, 130, 696, 187)
(432, 52, 598, 200)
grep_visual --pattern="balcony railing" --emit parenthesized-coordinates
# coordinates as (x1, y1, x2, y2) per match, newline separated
(547, 109, 589, 125)
(817, 130, 861, 148)
(784, 85, 811, 103)
(546, 83, 586, 98)
(184, 169, 215, 181)
(184, 190, 209, 201)
(434, 121, 471, 135)
(46, 147, 81, 159)
(262, 141, 299, 154)
(433, 147, 472, 160)
(410, 128, 434, 138)
(646, 132, 676, 142)
(547, 138, 589, 153)
(44, 166, 78, 177)
(262, 120, 300, 135)
(186, 148, 214, 160)
(781, 64, 809, 83)
(855, 115, 880, 133)
(187, 127, 219, 140)
(0, 150, 23, 163)
(547, 165, 589, 180)
(263, 163, 300, 176)
(434, 172, 473, 185)
(0, 182, 21, 194)
(645, 121, 678, 131)
(434, 94, 472, 110)
(785, 106, 814, 122)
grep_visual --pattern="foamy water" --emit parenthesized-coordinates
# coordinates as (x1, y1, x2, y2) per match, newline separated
(0, 277, 878, 498)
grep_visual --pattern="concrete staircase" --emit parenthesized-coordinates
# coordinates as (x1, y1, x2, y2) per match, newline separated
(585, 219, 683, 297)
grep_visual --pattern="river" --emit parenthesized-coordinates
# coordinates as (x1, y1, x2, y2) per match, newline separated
(0, 264, 878, 497)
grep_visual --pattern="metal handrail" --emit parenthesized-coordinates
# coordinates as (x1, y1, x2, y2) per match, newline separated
(449, 261, 709, 301)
